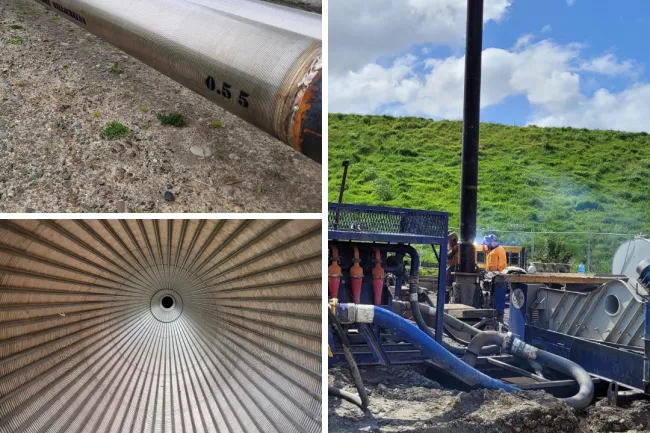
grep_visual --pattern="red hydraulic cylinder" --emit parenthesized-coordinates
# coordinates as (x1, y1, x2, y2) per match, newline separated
(350, 245, 364, 304)
(371, 248, 385, 305)
(328, 244, 342, 299)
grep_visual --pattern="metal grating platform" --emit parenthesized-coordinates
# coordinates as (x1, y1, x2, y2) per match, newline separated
(0, 220, 321, 433)
(328, 203, 448, 244)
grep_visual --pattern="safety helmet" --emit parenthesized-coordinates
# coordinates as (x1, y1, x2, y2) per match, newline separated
(483, 234, 497, 245)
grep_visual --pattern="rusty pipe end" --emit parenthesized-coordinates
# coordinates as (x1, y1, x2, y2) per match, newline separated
(285, 47, 322, 163)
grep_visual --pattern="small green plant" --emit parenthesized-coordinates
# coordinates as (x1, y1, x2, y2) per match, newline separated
(375, 178, 393, 201)
(157, 112, 186, 127)
(140, 121, 150, 130)
(63, 63, 70, 69)
(92, 111, 99, 118)
(139, 107, 149, 113)
(109, 62, 123, 74)
(10, 38, 23, 45)
(210, 121, 223, 129)
(100, 122, 129, 140)
(51, 15, 59, 21)
(9, 24, 24, 30)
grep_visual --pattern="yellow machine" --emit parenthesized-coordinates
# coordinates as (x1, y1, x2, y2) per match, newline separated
(475, 244, 526, 270)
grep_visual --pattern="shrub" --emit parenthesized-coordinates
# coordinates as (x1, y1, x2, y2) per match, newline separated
(157, 112, 186, 127)
(375, 178, 392, 201)
(100, 122, 129, 140)
(109, 62, 123, 74)
(361, 167, 378, 182)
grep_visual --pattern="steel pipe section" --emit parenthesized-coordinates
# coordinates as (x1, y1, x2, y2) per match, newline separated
(185, 0, 321, 39)
(0, 219, 321, 433)
(32, 0, 322, 162)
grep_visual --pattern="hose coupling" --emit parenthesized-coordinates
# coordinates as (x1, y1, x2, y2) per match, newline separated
(508, 335, 538, 361)
(339, 304, 375, 324)
(502, 331, 515, 351)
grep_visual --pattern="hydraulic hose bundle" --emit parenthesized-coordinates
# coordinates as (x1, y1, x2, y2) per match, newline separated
(336, 303, 517, 392)
(334, 302, 595, 409)
(463, 331, 595, 409)
(400, 245, 499, 357)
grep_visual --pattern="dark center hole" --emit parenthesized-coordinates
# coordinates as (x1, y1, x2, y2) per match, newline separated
(161, 296, 174, 309)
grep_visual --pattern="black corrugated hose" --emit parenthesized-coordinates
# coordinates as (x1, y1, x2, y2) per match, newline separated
(328, 309, 370, 414)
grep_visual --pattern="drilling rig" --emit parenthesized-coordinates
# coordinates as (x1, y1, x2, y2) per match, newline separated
(328, 0, 649, 413)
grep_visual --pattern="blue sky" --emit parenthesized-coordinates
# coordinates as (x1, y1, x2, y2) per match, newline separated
(483, 0, 649, 125)
(329, 0, 650, 132)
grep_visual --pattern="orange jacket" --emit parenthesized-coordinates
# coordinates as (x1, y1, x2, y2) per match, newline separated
(486, 245, 507, 272)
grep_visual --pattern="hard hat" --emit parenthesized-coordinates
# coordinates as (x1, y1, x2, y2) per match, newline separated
(483, 234, 497, 244)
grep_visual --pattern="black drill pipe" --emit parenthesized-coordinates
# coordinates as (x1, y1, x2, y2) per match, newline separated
(459, 0, 485, 273)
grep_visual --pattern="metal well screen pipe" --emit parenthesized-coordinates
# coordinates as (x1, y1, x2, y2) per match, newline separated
(0, 219, 322, 433)
(33, 0, 322, 162)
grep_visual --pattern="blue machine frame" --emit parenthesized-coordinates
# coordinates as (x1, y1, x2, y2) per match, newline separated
(508, 282, 650, 393)
(328, 203, 449, 365)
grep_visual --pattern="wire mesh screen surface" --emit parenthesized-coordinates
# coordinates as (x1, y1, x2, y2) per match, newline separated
(0, 219, 321, 433)
(328, 203, 448, 244)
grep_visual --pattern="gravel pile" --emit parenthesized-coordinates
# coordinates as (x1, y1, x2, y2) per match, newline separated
(329, 364, 650, 433)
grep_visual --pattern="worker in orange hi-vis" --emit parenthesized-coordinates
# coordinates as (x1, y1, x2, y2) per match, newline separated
(483, 234, 507, 272)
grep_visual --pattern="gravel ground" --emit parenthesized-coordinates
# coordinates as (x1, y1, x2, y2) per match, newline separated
(0, 0, 321, 213)
(329, 365, 650, 433)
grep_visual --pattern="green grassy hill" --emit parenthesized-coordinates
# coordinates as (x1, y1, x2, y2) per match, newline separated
(328, 114, 650, 272)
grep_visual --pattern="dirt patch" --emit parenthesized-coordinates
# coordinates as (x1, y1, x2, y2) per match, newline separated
(329, 364, 650, 433)
(583, 399, 650, 432)
(0, 0, 321, 213)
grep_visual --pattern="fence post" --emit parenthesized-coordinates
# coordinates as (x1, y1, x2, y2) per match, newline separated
(587, 231, 591, 273)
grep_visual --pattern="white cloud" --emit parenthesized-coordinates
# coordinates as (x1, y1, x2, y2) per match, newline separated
(329, 38, 647, 132)
(328, 0, 648, 132)
(579, 53, 635, 76)
(513, 34, 534, 51)
(531, 85, 650, 132)
(329, 0, 512, 74)
(330, 39, 581, 116)
(567, 0, 575, 5)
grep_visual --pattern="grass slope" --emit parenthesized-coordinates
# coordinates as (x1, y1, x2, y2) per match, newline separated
(328, 114, 650, 272)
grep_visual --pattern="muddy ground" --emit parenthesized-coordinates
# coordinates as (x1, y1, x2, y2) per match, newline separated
(0, 0, 321, 213)
(329, 365, 650, 433)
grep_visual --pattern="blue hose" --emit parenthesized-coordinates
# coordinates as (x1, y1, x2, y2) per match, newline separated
(339, 304, 519, 392)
